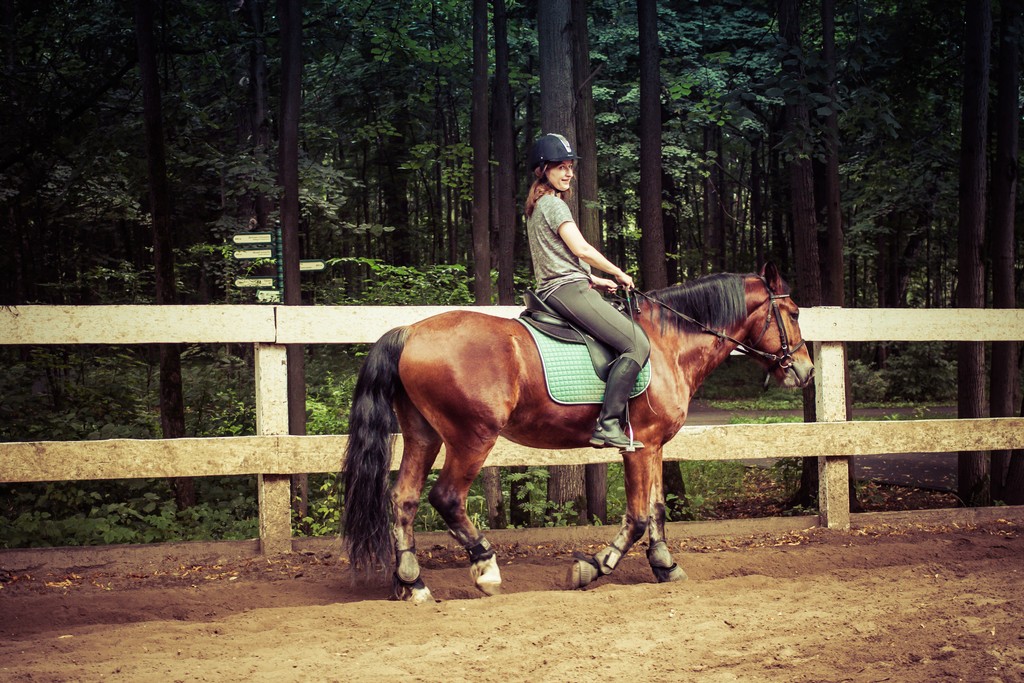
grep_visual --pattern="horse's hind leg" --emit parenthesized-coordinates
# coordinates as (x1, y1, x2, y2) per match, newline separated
(646, 462, 688, 583)
(391, 394, 442, 603)
(428, 436, 503, 596)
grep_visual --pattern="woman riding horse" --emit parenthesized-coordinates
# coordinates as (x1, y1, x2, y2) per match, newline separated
(340, 138, 815, 603)
(525, 133, 648, 451)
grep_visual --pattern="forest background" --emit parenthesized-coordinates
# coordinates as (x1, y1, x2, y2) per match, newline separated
(1, 0, 1022, 548)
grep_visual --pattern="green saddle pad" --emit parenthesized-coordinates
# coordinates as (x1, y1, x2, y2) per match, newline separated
(518, 320, 651, 405)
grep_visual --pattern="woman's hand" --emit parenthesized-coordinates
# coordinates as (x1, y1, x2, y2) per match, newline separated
(591, 276, 619, 294)
(615, 271, 635, 290)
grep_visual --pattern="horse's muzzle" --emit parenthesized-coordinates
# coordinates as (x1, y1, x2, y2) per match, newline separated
(779, 360, 814, 389)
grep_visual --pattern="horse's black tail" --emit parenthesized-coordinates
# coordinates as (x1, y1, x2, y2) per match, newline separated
(341, 326, 409, 572)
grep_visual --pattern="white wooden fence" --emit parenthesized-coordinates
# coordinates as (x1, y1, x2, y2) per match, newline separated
(2, 304, 1023, 554)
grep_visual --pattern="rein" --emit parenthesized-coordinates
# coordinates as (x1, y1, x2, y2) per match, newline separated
(628, 277, 806, 371)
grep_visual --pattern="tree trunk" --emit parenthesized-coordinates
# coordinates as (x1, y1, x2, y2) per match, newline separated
(571, 0, 600, 248)
(241, 0, 273, 236)
(134, 0, 193, 510)
(637, 0, 667, 291)
(957, 0, 991, 507)
(571, 0, 608, 524)
(751, 138, 765, 267)
(990, 0, 1019, 502)
(492, 0, 516, 307)
(471, 0, 491, 307)
(820, 0, 859, 511)
(471, 0, 504, 529)
(1007, 395, 1024, 505)
(698, 125, 727, 272)
(820, 0, 843, 310)
(637, 0, 682, 517)
(278, 0, 308, 521)
(538, 0, 586, 523)
(779, 0, 822, 510)
(491, 0, 521, 527)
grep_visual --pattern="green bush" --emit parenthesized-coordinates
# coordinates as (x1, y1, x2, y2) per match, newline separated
(880, 342, 957, 403)
(0, 478, 258, 548)
(848, 359, 888, 404)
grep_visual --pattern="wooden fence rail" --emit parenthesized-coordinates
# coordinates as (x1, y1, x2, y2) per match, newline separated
(2, 305, 1023, 554)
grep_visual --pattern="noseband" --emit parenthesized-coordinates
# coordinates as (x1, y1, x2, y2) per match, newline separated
(631, 276, 806, 372)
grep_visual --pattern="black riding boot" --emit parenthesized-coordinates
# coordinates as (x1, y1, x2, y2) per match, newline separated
(589, 357, 644, 450)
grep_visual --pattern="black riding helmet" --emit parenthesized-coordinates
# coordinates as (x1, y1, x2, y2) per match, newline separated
(527, 133, 581, 172)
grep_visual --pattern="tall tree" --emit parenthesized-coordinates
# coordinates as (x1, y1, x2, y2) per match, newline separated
(492, 0, 517, 307)
(636, 0, 686, 520)
(820, 0, 859, 511)
(278, 0, 307, 518)
(492, 0, 527, 527)
(957, 0, 991, 507)
(537, 0, 586, 524)
(571, 0, 608, 524)
(472, 0, 505, 529)
(990, 0, 1020, 503)
(471, 0, 492, 308)
(779, 0, 823, 509)
(134, 0, 193, 510)
(240, 0, 273, 235)
(820, 0, 843, 309)
(636, 0, 667, 291)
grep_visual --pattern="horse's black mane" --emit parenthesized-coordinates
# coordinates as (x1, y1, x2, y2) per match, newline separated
(646, 273, 749, 333)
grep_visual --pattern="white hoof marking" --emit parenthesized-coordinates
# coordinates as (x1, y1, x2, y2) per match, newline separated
(471, 555, 502, 596)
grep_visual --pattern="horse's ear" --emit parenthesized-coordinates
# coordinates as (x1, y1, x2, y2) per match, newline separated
(759, 262, 783, 290)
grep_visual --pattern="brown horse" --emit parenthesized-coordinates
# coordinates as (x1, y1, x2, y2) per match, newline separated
(342, 263, 814, 602)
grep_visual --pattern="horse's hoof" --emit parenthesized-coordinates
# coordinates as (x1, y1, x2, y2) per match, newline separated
(568, 558, 600, 589)
(393, 573, 435, 604)
(409, 585, 434, 603)
(652, 563, 688, 583)
(471, 555, 502, 596)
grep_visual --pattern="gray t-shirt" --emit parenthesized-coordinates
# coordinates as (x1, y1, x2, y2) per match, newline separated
(527, 194, 591, 297)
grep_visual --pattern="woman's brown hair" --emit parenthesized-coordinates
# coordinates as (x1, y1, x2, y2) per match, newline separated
(525, 163, 572, 218)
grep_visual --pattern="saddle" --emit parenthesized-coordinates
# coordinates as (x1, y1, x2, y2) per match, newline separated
(518, 290, 626, 381)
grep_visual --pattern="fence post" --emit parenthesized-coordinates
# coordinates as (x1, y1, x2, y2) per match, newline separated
(255, 341, 292, 554)
(814, 334, 851, 530)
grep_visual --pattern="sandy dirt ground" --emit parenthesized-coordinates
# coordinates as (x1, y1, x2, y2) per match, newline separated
(2, 511, 1022, 683)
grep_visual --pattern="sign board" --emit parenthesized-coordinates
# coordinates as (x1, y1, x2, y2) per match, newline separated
(299, 259, 326, 272)
(231, 232, 274, 245)
(235, 277, 276, 288)
(256, 289, 281, 303)
(233, 249, 273, 260)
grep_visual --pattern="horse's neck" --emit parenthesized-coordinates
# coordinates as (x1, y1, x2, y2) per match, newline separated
(644, 313, 741, 391)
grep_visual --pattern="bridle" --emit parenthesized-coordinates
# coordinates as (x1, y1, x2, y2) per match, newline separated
(744, 276, 807, 371)
(628, 276, 806, 372)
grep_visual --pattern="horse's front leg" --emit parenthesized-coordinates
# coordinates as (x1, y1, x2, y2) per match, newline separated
(646, 457, 688, 583)
(568, 450, 653, 589)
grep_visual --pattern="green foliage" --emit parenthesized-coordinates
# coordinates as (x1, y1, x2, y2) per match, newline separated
(879, 343, 957, 403)
(331, 257, 473, 305)
(0, 478, 257, 548)
(769, 458, 804, 500)
(678, 461, 749, 520)
(297, 474, 342, 537)
(848, 359, 888, 404)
